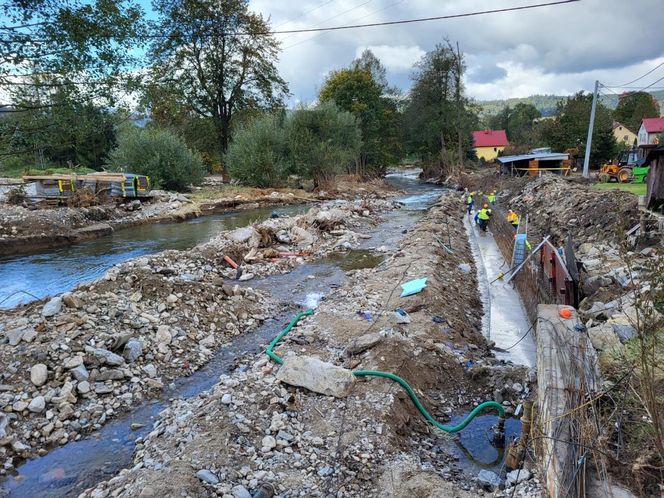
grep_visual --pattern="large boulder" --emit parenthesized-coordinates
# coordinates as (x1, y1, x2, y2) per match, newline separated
(227, 226, 261, 248)
(276, 355, 355, 397)
(42, 296, 63, 317)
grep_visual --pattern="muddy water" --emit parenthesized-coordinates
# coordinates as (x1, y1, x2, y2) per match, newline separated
(0, 204, 312, 309)
(2, 173, 444, 497)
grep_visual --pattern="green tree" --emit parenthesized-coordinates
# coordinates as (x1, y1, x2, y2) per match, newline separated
(285, 103, 361, 187)
(108, 126, 205, 191)
(613, 91, 661, 133)
(403, 42, 477, 174)
(319, 67, 400, 176)
(226, 114, 287, 187)
(537, 92, 617, 166)
(149, 0, 288, 173)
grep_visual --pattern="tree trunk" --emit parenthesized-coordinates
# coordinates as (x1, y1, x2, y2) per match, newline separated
(215, 114, 231, 180)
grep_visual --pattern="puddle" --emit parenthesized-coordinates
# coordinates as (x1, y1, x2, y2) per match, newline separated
(320, 249, 385, 271)
(448, 414, 521, 474)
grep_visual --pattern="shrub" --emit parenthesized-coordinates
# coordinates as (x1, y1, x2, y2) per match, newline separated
(107, 126, 205, 191)
(284, 102, 361, 187)
(226, 114, 288, 187)
(6, 185, 26, 205)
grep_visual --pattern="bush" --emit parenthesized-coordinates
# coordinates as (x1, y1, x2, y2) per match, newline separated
(285, 102, 361, 187)
(225, 103, 361, 188)
(226, 114, 288, 187)
(107, 126, 205, 191)
(6, 186, 26, 205)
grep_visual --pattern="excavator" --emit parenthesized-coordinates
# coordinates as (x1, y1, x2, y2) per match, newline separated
(598, 148, 649, 183)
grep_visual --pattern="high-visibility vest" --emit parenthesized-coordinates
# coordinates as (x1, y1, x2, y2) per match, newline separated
(507, 212, 519, 224)
(478, 208, 491, 220)
(467, 194, 474, 203)
(487, 193, 496, 202)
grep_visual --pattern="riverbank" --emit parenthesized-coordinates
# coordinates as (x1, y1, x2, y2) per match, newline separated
(0, 175, 398, 257)
(79, 192, 535, 498)
(0, 197, 397, 479)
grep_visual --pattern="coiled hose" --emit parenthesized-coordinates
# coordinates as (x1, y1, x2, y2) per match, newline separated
(266, 310, 505, 433)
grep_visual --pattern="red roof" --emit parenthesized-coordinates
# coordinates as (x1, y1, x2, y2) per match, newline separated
(472, 129, 508, 148)
(642, 117, 664, 134)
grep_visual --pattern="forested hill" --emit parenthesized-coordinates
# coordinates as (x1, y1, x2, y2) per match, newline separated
(477, 90, 664, 117)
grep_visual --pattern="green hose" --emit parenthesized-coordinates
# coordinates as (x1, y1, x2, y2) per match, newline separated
(267, 310, 505, 433)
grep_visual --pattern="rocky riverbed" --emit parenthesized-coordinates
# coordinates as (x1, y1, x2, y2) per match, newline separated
(0, 198, 395, 472)
(79, 193, 538, 498)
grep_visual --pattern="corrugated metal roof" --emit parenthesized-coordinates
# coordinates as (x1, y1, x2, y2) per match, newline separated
(497, 152, 569, 163)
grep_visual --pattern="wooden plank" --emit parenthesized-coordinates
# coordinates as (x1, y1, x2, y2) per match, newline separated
(536, 304, 601, 498)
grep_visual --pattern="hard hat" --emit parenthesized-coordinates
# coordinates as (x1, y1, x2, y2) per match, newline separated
(559, 308, 573, 319)
(483, 203, 489, 208)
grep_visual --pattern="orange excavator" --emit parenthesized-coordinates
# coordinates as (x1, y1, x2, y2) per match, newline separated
(598, 148, 647, 183)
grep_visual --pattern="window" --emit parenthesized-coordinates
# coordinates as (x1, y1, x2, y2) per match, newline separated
(493, 147, 497, 152)
(624, 135, 628, 142)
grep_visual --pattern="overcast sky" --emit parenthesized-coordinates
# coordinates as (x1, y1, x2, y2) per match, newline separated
(233, 0, 664, 103)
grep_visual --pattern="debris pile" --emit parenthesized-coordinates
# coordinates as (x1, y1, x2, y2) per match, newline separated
(505, 175, 641, 245)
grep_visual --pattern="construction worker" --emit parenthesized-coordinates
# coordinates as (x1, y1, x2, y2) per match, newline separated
(475, 203, 492, 232)
(506, 209, 519, 230)
(465, 191, 475, 215)
(487, 190, 497, 205)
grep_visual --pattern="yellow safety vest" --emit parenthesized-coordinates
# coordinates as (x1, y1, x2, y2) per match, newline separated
(478, 209, 491, 220)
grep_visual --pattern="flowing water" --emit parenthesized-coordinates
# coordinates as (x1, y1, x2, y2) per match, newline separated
(0, 204, 312, 309)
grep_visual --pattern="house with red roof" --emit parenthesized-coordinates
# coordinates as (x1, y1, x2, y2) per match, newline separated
(471, 129, 508, 161)
(637, 117, 664, 158)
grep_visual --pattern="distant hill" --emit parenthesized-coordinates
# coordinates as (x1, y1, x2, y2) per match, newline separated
(477, 90, 664, 118)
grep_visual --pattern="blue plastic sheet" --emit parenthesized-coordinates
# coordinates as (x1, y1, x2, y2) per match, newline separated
(400, 277, 428, 297)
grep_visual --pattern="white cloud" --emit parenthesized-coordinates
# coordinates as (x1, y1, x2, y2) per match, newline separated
(355, 45, 425, 72)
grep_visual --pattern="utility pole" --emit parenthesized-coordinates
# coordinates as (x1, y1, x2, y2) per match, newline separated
(582, 80, 599, 178)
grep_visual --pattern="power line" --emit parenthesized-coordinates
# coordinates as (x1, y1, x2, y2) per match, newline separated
(605, 60, 664, 88)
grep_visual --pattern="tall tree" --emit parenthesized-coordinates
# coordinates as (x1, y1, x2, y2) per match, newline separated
(351, 49, 389, 92)
(613, 91, 661, 133)
(487, 103, 541, 144)
(319, 68, 401, 176)
(403, 42, 476, 175)
(150, 0, 288, 174)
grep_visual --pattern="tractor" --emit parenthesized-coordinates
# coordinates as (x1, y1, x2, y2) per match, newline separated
(598, 148, 649, 183)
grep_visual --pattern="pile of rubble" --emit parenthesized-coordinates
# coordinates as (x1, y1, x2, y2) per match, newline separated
(82, 194, 535, 498)
(504, 175, 641, 245)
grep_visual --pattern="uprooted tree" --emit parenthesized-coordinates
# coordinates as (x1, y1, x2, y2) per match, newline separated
(149, 0, 289, 175)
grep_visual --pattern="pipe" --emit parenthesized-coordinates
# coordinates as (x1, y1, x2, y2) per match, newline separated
(267, 310, 506, 433)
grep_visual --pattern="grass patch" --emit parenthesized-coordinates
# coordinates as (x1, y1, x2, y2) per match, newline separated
(593, 182, 646, 196)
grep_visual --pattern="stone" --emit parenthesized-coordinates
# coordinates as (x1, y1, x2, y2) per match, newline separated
(142, 364, 157, 378)
(5, 328, 25, 346)
(77, 381, 91, 394)
(166, 294, 178, 305)
(276, 355, 355, 398)
(94, 348, 125, 366)
(28, 396, 45, 413)
(199, 336, 215, 348)
(231, 485, 251, 498)
(94, 383, 113, 395)
(63, 356, 84, 369)
(155, 325, 172, 345)
(458, 263, 472, 273)
(21, 328, 38, 343)
(227, 226, 261, 247)
(506, 468, 531, 485)
(588, 324, 622, 351)
(477, 469, 501, 491)
(195, 469, 219, 485)
(238, 272, 255, 282)
(42, 296, 63, 317)
(317, 466, 334, 477)
(261, 435, 276, 450)
(62, 293, 84, 309)
(346, 333, 382, 355)
(221, 394, 232, 405)
(12, 400, 28, 412)
(0, 413, 8, 438)
(30, 364, 48, 387)
(123, 340, 143, 363)
(71, 364, 89, 381)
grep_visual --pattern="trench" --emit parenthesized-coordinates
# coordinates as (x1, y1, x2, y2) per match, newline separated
(1, 173, 533, 496)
